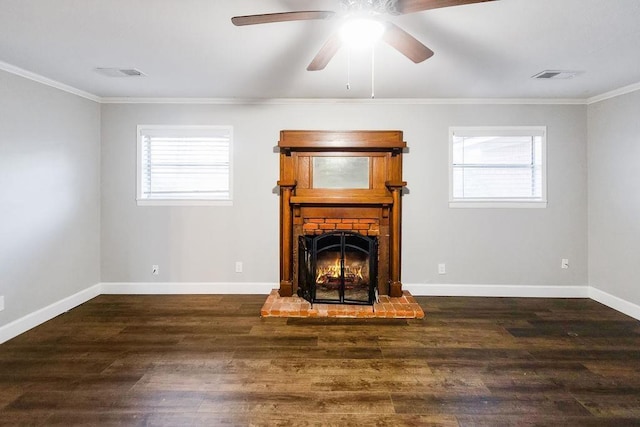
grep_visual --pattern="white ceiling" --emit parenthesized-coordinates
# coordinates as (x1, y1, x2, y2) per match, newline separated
(1, 0, 639, 100)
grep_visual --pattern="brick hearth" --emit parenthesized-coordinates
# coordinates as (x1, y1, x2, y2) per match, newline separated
(260, 289, 425, 319)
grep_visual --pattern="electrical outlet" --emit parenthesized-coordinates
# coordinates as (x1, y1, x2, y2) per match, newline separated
(235, 261, 243, 273)
(438, 263, 446, 275)
(561, 259, 569, 269)
(152, 265, 159, 275)
(0, 296, 4, 312)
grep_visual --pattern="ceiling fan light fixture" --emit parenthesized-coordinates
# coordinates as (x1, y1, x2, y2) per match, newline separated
(340, 18, 385, 48)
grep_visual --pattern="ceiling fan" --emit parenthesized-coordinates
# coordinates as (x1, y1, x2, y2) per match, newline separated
(231, 0, 497, 71)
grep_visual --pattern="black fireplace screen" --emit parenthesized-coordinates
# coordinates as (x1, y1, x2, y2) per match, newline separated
(298, 231, 378, 305)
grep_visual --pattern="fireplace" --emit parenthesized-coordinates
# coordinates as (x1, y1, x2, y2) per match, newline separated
(277, 130, 407, 299)
(298, 231, 378, 305)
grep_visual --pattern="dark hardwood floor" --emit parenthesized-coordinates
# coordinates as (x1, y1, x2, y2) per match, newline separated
(1, 295, 640, 426)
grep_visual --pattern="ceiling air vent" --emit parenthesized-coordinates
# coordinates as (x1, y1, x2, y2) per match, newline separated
(532, 70, 580, 80)
(95, 67, 146, 77)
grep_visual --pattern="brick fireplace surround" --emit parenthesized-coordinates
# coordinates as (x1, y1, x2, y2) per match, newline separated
(263, 130, 424, 319)
(302, 218, 380, 236)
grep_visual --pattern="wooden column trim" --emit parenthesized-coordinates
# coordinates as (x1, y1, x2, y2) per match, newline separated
(386, 181, 406, 297)
(278, 180, 296, 297)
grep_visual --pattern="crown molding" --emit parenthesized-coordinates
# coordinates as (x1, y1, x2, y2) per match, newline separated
(99, 96, 587, 105)
(0, 60, 100, 103)
(587, 81, 640, 105)
(2, 59, 638, 106)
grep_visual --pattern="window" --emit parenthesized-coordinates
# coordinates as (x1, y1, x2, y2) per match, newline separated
(137, 125, 232, 206)
(449, 126, 546, 208)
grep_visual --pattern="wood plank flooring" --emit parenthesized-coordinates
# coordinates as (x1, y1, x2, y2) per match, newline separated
(1, 295, 639, 426)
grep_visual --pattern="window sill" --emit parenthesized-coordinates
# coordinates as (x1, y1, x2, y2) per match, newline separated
(137, 199, 233, 207)
(449, 200, 547, 209)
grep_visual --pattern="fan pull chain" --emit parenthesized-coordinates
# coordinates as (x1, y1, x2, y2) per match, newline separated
(346, 47, 351, 90)
(371, 46, 376, 99)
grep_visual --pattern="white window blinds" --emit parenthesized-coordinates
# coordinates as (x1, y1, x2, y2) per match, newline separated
(450, 127, 546, 208)
(137, 126, 232, 206)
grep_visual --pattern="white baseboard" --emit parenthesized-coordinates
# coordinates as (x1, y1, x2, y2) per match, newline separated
(0, 282, 273, 343)
(2, 282, 637, 345)
(404, 283, 590, 298)
(0, 284, 101, 344)
(589, 286, 640, 321)
(100, 282, 275, 295)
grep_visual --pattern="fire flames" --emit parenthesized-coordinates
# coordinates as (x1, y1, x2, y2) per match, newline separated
(316, 255, 366, 285)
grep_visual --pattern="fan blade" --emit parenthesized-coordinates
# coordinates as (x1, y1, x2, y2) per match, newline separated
(382, 23, 434, 63)
(307, 33, 342, 71)
(231, 11, 334, 26)
(396, 0, 496, 14)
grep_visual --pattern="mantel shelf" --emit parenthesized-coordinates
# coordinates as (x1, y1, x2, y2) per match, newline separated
(289, 196, 394, 206)
(278, 130, 406, 151)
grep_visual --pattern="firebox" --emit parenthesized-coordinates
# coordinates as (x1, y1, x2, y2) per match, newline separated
(298, 231, 378, 305)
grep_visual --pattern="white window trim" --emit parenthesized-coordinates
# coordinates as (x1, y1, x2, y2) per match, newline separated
(136, 125, 233, 207)
(448, 126, 547, 209)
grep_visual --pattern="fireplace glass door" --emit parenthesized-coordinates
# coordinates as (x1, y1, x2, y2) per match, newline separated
(298, 231, 377, 305)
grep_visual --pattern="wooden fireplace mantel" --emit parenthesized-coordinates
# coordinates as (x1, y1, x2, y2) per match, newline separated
(277, 130, 407, 298)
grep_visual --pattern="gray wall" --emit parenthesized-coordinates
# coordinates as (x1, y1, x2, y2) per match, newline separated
(101, 102, 587, 288)
(0, 70, 101, 327)
(7, 64, 640, 327)
(588, 90, 640, 306)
